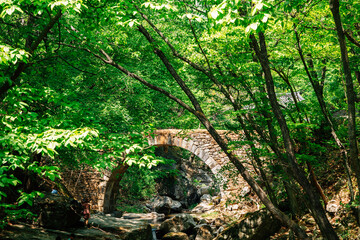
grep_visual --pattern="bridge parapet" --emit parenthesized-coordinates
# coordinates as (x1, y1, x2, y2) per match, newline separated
(149, 129, 246, 174)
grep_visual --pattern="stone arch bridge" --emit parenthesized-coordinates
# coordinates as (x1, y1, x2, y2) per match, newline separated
(61, 129, 250, 213)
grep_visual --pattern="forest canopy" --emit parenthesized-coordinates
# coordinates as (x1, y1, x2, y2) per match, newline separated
(1, 0, 360, 239)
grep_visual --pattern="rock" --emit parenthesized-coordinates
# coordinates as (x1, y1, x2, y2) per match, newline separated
(122, 213, 145, 219)
(215, 226, 224, 236)
(200, 194, 212, 202)
(198, 186, 211, 196)
(214, 210, 281, 240)
(1, 213, 152, 240)
(163, 232, 190, 240)
(197, 218, 208, 225)
(195, 224, 213, 240)
(122, 212, 165, 222)
(326, 200, 340, 213)
(211, 218, 225, 228)
(171, 200, 183, 212)
(31, 193, 82, 229)
(158, 213, 196, 237)
(240, 186, 251, 197)
(112, 211, 123, 218)
(147, 196, 183, 214)
(89, 214, 152, 240)
(123, 224, 152, 240)
(0, 223, 108, 240)
(191, 202, 214, 213)
(154, 147, 218, 207)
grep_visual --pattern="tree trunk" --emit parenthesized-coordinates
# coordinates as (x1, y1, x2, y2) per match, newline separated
(250, 32, 339, 240)
(284, 181, 303, 216)
(294, 25, 355, 201)
(330, 0, 360, 196)
(94, 24, 310, 240)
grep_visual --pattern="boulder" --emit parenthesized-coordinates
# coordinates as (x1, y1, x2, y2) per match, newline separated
(122, 212, 165, 222)
(195, 224, 213, 240)
(162, 232, 190, 240)
(239, 186, 251, 197)
(89, 214, 153, 240)
(214, 210, 281, 240)
(158, 213, 196, 237)
(147, 196, 182, 214)
(197, 218, 208, 225)
(122, 224, 153, 240)
(1, 213, 153, 240)
(112, 211, 124, 218)
(326, 200, 340, 214)
(200, 194, 212, 202)
(31, 193, 82, 229)
(191, 202, 214, 214)
(154, 147, 218, 207)
(197, 186, 211, 196)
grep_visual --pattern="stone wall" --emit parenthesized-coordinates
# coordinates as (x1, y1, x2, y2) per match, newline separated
(60, 167, 110, 212)
(149, 129, 247, 175)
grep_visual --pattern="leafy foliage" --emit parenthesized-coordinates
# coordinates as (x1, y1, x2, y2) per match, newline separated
(1, 0, 360, 236)
(117, 157, 177, 203)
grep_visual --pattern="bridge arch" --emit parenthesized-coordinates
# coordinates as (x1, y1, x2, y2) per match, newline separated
(147, 129, 227, 175)
(102, 129, 241, 212)
(62, 129, 246, 213)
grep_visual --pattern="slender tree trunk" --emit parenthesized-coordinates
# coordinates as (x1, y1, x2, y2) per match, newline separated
(250, 32, 339, 240)
(356, 71, 360, 87)
(307, 161, 328, 206)
(94, 27, 310, 239)
(330, 0, 360, 197)
(294, 25, 355, 201)
(88, 22, 310, 239)
(273, 68, 306, 123)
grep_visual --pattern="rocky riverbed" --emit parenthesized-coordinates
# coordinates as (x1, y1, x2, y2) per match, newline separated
(0, 182, 264, 240)
(0, 212, 216, 240)
(0, 145, 280, 240)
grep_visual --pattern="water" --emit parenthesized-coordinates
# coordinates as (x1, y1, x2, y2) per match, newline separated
(152, 228, 157, 240)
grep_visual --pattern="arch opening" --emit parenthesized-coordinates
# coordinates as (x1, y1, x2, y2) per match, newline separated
(152, 146, 220, 209)
(102, 145, 222, 213)
(101, 129, 233, 213)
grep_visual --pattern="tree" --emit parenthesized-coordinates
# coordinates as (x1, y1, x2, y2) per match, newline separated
(2, 0, 360, 238)
(58, 0, 359, 238)
(0, 0, 163, 226)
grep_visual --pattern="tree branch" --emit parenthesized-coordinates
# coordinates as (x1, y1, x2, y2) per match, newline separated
(345, 30, 360, 48)
(137, 24, 204, 113)
(0, 10, 63, 102)
(59, 56, 97, 75)
(135, 5, 210, 75)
